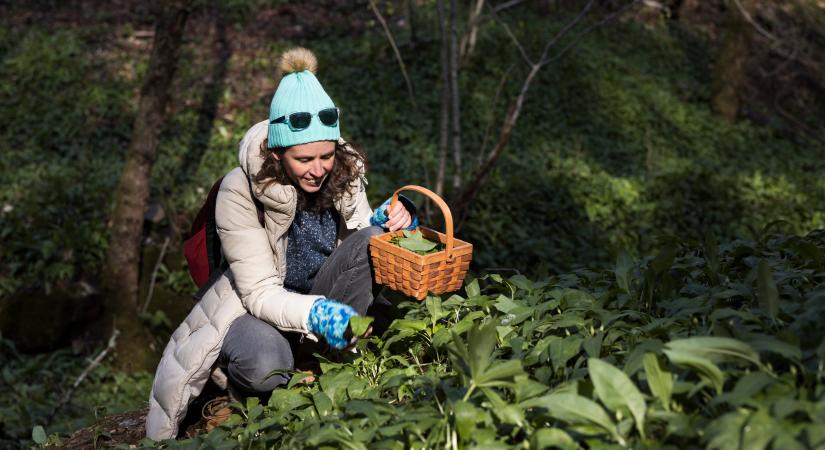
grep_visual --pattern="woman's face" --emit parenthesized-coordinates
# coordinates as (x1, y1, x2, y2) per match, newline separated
(274, 140, 336, 193)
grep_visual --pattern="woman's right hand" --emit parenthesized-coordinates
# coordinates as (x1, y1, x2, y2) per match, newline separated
(307, 299, 358, 349)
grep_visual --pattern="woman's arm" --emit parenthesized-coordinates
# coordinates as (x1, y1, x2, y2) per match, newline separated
(215, 168, 318, 335)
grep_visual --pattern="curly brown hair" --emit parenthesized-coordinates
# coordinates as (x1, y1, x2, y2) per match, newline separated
(254, 139, 368, 212)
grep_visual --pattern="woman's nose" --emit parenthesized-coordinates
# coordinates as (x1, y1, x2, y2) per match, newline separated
(309, 160, 325, 177)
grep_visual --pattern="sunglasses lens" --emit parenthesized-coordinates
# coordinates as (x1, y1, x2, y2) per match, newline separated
(289, 112, 312, 130)
(318, 108, 339, 126)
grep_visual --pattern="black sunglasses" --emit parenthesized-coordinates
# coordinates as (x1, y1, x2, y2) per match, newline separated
(270, 107, 339, 131)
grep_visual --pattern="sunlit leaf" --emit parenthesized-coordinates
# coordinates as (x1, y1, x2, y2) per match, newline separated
(588, 358, 647, 438)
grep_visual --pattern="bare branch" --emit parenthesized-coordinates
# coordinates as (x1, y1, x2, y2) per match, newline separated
(454, 0, 641, 226)
(730, 0, 781, 45)
(460, 0, 485, 61)
(539, 0, 641, 67)
(141, 235, 170, 314)
(450, 0, 462, 190)
(368, 0, 417, 109)
(487, 3, 533, 66)
(436, 0, 450, 197)
(538, 0, 596, 64)
(47, 329, 120, 425)
(478, 64, 515, 168)
(493, 0, 527, 13)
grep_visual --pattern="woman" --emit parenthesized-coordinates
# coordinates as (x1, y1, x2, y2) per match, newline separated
(146, 48, 415, 440)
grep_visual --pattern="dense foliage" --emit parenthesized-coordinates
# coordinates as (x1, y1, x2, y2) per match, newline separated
(2, 3, 824, 298)
(130, 229, 824, 449)
(2, 1, 824, 448)
(0, 340, 151, 448)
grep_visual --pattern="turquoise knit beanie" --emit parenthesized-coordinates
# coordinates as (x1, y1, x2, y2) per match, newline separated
(268, 48, 340, 149)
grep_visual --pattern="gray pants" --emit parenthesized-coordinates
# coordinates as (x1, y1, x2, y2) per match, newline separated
(219, 226, 382, 395)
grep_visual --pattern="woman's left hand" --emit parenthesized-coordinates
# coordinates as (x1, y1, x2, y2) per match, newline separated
(385, 200, 413, 232)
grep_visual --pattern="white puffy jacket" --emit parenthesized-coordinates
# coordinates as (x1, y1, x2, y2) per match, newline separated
(145, 120, 373, 440)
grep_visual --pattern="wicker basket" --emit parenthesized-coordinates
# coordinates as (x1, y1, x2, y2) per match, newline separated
(369, 185, 473, 300)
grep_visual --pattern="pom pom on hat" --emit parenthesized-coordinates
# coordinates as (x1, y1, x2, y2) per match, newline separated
(279, 47, 318, 75)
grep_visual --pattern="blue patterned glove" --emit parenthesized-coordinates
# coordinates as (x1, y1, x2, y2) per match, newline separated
(370, 195, 419, 230)
(308, 299, 358, 349)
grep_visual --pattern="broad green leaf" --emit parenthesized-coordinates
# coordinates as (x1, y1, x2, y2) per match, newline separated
(651, 244, 676, 274)
(583, 332, 603, 358)
(467, 320, 498, 377)
(476, 359, 525, 386)
(747, 335, 802, 362)
(509, 274, 534, 291)
(588, 358, 647, 438)
(757, 259, 779, 320)
(706, 408, 778, 450)
(452, 400, 488, 439)
(615, 251, 633, 294)
(643, 353, 673, 411)
(312, 391, 334, 416)
(349, 316, 374, 337)
(524, 393, 622, 444)
(465, 278, 481, 297)
(268, 388, 312, 411)
(530, 428, 577, 450)
(665, 337, 761, 367)
(547, 335, 582, 372)
(287, 371, 314, 389)
(663, 349, 725, 394)
(32, 426, 47, 445)
(482, 387, 525, 426)
(389, 318, 428, 333)
(712, 371, 774, 407)
(494, 294, 521, 313)
(425, 295, 445, 323)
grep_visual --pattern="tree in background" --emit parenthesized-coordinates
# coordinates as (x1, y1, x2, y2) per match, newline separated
(101, 0, 192, 372)
(712, 0, 756, 120)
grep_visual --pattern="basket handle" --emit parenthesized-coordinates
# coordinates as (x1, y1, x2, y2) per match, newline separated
(390, 185, 455, 260)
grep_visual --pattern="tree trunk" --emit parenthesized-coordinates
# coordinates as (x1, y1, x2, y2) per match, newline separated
(101, 0, 191, 372)
(712, 0, 754, 121)
(407, 0, 418, 48)
(449, 0, 462, 191)
(435, 0, 450, 199)
(459, 0, 485, 63)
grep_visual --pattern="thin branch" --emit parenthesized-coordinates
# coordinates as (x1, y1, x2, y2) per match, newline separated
(369, 0, 417, 110)
(142, 235, 171, 314)
(454, 0, 641, 227)
(487, 3, 532, 66)
(538, 0, 596, 64)
(46, 329, 120, 424)
(478, 64, 514, 168)
(492, 0, 527, 13)
(730, 0, 780, 45)
(539, 0, 641, 67)
(449, 0, 462, 190)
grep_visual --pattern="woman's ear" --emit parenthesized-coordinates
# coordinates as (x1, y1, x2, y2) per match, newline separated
(270, 150, 281, 161)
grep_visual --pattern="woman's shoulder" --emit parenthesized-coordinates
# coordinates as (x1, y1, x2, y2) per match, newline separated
(220, 167, 249, 192)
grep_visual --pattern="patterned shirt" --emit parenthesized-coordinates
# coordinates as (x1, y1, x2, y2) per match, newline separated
(284, 208, 339, 294)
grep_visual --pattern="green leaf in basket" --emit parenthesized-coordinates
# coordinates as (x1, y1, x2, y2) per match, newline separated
(389, 228, 443, 254)
(349, 316, 374, 337)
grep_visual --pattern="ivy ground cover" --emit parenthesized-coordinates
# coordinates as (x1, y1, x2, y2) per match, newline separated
(142, 230, 825, 449)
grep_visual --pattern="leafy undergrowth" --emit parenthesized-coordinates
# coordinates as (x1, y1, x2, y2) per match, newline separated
(0, 342, 152, 449)
(134, 230, 825, 449)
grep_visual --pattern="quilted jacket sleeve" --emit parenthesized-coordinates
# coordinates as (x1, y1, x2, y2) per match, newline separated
(214, 170, 318, 335)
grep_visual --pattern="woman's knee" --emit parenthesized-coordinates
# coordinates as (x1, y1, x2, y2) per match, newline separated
(227, 348, 293, 394)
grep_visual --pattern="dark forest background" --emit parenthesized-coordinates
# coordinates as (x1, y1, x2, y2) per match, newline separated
(1, 0, 824, 447)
